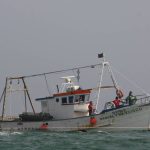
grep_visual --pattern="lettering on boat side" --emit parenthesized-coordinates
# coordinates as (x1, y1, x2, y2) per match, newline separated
(100, 107, 142, 120)
(100, 115, 114, 120)
(17, 122, 23, 125)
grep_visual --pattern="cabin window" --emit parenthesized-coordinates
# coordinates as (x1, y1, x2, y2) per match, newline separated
(69, 96, 74, 104)
(79, 95, 85, 102)
(75, 95, 79, 103)
(56, 98, 59, 103)
(62, 97, 67, 104)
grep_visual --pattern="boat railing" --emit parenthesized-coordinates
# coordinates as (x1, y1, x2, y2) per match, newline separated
(136, 96, 150, 105)
(102, 95, 150, 113)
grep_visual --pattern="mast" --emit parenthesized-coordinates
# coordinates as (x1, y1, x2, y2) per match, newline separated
(1, 78, 8, 120)
(0, 77, 36, 120)
(95, 61, 105, 112)
(95, 53, 118, 113)
(21, 77, 36, 114)
(24, 88, 27, 113)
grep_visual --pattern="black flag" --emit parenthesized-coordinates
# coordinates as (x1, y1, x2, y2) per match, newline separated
(98, 53, 104, 58)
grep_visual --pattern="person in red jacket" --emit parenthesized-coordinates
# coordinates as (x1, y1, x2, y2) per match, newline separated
(113, 97, 121, 108)
(88, 101, 93, 115)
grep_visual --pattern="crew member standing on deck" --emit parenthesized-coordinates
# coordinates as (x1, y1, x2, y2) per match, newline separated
(113, 97, 121, 108)
(126, 91, 137, 105)
(88, 101, 93, 115)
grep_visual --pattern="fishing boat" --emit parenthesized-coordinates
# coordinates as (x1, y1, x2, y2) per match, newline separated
(0, 54, 150, 132)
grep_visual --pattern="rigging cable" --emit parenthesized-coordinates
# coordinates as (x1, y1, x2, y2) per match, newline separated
(112, 65, 150, 96)
(44, 74, 51, 96)
(8, 63, 102, 79)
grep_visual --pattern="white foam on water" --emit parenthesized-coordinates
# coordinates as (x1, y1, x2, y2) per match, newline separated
(97, 130, 110, 134)
(0, 131, 10, 136)
(11, 132, 23, 135)
(0, 131, 23, 136)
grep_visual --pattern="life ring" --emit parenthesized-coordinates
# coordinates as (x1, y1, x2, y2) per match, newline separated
(116, 89, 124, 98)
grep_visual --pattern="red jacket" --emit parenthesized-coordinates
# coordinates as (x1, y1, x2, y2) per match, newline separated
(88, 104, 93, 111)
(113, 99, 121, 107)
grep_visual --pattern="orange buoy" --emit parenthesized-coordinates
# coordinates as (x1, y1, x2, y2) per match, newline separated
(39, 123, 48, 130)
(90, 117, 97, 125)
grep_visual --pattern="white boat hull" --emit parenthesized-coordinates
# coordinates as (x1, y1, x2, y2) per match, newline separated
(1, 103, 150, 132)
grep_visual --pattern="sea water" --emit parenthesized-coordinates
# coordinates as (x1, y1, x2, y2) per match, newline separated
(0, 130, 150, 150)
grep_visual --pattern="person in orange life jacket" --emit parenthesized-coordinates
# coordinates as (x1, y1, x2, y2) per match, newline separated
(88, 101, 93, 115)
(113, 97, 121, 108)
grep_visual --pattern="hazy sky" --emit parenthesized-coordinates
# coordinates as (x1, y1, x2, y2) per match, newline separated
(0, 0, 150, 113)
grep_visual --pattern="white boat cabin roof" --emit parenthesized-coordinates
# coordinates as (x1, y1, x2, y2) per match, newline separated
(35, 75, 92, 105)
(35, 89, 92, 102)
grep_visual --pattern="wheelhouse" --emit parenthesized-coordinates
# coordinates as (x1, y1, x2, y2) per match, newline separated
(36, 77, 92, 119)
